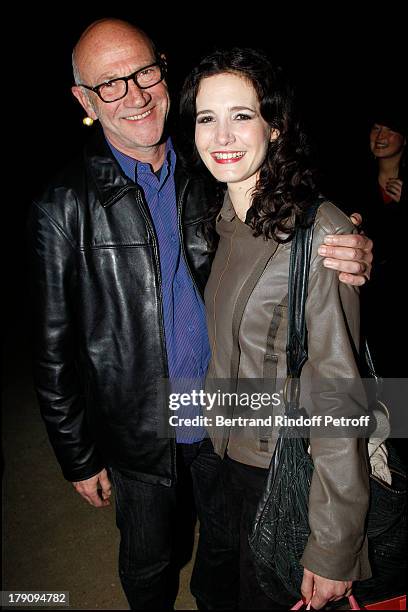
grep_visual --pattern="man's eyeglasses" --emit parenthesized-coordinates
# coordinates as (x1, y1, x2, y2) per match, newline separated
(78, 61, 166, 103)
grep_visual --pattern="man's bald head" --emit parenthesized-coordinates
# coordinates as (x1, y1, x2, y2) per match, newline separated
(70, 17, 169, 163)
(72, 19, 156, 84)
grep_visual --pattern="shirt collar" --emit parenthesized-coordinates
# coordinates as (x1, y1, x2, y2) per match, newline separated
(217, 191, 236, 222)
(106, 137, 176, 184)
(217, 191, 254, 224)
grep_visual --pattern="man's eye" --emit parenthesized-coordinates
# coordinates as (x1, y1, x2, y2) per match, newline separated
(103, 81, 118, 89)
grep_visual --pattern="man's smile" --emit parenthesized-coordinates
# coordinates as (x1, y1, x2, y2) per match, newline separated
(123, 109, 153, 121)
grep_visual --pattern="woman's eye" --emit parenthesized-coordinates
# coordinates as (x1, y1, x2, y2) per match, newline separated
(234, 113, 252, 120)
(196, 116, 214, 124)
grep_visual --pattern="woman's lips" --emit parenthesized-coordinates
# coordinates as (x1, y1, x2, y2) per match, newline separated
(210, 151, 246, 164)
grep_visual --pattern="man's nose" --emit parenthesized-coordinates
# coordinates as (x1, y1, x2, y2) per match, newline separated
(125, 79, 151, 106)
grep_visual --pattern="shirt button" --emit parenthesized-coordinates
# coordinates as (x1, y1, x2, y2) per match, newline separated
(188, 325, 194, 332)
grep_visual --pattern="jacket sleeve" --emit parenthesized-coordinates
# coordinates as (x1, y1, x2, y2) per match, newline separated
(28, 199, 104, 482)
(300, 203, 371, 581)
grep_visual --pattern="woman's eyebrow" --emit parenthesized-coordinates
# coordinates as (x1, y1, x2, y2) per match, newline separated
(196, 105, 256, 116)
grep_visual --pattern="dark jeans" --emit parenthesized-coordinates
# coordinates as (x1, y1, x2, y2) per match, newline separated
(109, 439, 239, 610)
(221, 455, 289, 610)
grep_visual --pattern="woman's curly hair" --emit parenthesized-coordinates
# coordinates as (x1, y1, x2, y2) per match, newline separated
(179, 47, 319, 245)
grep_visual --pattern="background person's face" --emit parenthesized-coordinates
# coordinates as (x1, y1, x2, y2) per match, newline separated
(370, 124, 405, 159)
(194, 73, 274, 191)
(72, 31, 170, 156)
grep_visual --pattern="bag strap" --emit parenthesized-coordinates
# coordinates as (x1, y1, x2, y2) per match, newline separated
(285, 198, 388, 440)
(286, 196, 325, 380)
(286, 196, 384, 382)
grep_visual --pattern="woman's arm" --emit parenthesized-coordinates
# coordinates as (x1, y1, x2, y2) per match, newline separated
(299, 202, 371, 608)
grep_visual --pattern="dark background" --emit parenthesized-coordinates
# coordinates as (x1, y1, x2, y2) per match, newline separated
(9, 9, 406, 335)
(3, 13, 405, 602)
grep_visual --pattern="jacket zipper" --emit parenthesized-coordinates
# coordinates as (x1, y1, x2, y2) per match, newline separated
(131, 186, 177, 484)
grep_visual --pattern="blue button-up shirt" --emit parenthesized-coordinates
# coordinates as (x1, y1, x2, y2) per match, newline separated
(108, 138, 210, 443)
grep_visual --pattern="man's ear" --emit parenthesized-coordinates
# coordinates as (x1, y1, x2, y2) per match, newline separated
(270, 128, 280, 142)
(71, 86, 98, 121)
(159, 53, 168, 76)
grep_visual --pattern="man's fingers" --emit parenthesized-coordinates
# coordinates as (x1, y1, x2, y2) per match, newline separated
(323, 233, 372, 250)
(324, 257, 371, 282)
(319, 245, 365, 261)
(85, 490, 110, 508)
(338, 271, 366, 286)
(323, 258, 367, 275)
(72, 470, 111, 507)
(98, 469, 112, 500)
(76, 487, 110, 507)
(318, 232, 372, 286)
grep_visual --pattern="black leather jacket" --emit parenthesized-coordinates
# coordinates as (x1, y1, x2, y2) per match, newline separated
(29, 129, 216, 485)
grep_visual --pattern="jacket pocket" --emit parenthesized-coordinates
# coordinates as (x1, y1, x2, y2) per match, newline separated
(259, 296, 288, 452)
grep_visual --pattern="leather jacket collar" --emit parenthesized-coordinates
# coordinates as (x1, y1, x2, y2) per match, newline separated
(84, 127, 190, 209)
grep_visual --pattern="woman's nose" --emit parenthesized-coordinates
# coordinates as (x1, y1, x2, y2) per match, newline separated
(214, 122, 235, 146)
(377, 127, 389, 140)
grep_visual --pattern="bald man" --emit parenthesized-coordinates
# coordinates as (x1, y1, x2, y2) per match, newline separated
(29, 18, 373, 610)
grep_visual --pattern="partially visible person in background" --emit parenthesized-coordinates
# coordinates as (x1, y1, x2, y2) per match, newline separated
(360, 106, 407, 379)
(370, 113, 406, 205)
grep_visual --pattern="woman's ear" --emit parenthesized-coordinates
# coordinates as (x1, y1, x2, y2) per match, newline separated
(270, 128, 280, 142)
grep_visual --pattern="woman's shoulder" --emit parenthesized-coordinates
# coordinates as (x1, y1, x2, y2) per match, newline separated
(314, 200, 355, 237)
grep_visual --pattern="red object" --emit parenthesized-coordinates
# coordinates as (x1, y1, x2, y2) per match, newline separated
(364, 595, 406, 610)
(379, 184, 393, 204)
(290, 594, 406, 610)
(291, 595, 360, 609)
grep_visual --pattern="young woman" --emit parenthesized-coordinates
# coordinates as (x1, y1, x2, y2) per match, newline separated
(362, 111, 407, 378)
(180, 48, 371, 610)
(370, 114, 406, 205)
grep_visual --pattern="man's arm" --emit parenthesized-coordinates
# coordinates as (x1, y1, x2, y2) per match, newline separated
(318, 213, 373, 286)
(29, 200, 105, 489)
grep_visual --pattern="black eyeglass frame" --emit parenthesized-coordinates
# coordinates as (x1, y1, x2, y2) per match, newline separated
(78, 60, 167, 103)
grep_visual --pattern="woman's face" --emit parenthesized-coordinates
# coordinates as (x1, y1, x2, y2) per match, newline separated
(194, 73, 277, 190)
(370, 123, 405, 159)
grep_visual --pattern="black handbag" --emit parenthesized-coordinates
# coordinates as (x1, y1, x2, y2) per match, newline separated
(248, 200, 407, 606)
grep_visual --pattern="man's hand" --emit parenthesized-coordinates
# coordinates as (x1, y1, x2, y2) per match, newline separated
(72, 468, 112, 507)
(301, 567, 352, 610)
(318, 213, 373, 286)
